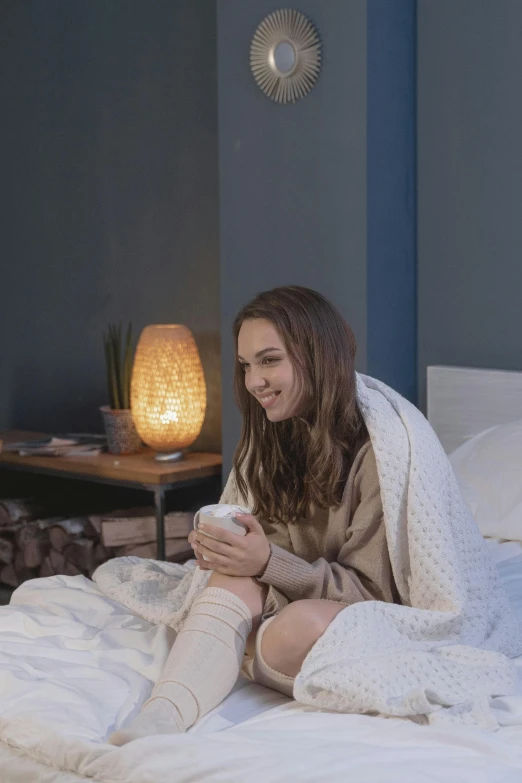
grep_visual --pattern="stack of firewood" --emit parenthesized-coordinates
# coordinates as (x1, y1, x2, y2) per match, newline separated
(0, 499, 111, 587)
(0, 499, 195, 589)
(90, 507, 194, 561)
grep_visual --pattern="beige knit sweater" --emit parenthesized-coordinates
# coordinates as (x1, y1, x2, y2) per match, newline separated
(221, 440, 400, 615)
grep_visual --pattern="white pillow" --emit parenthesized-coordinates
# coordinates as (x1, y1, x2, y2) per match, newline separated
(449, 419, 522, 540)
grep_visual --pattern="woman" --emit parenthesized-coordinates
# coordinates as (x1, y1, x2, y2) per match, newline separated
(110, 285, 400, 743)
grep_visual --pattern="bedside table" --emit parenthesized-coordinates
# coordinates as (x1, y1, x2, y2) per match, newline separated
(0, 431, 222, 560)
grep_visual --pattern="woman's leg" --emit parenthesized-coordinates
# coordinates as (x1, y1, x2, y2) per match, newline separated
(109, 574, 266, 745)
(208, 572, 268, 657)
(252, 599, 346, 696)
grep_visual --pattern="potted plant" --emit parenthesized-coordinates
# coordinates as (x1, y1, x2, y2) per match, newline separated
(100, 323, 142, 455)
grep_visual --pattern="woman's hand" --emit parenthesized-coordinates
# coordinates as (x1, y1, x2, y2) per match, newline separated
(189, 514, 271, 577)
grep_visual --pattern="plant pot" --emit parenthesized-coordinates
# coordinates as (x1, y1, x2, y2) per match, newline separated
(100, 406, 142, 455)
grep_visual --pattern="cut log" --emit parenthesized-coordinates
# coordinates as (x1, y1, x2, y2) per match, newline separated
(0, 536, 14, 565)
(101, 512, 194, 548)
(13, 551, 38, 585)
(24, 535, 49, 569)
(94, 541, 109, 564)
(87, 516, 102, 535)
(0, 522, 22, 534)
(82, 518, 100, 538)
(88, 506, 156, 539)
(49, 549, 66, 573)
(84, 542, 112, 578)
(14, 550, 25, 574)
(56, 518, 90, 536)
(63, 538, 96, 573)
(114, 538, 192, 562)
(39, 557, 54, 579)
(39, 550, 66, 577)
(0, 563, 19, 587)
(0, 499, 39, 525)
(16, 524, 50, 569)
(0, 506, 12, 527)
(63, 561, 82, 577)
(49, 525, 72, 553)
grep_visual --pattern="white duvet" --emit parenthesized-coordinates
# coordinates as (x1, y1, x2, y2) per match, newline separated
(94, 373, 522, 730)
(0, 541, 522, 782)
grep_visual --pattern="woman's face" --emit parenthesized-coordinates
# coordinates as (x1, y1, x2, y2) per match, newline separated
(237, 318, 303, 422)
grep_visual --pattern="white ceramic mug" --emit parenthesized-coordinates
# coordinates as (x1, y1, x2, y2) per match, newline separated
(193, 503, 250, 561)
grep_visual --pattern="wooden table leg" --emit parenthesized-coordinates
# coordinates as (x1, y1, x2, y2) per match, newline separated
(153, 487, 166, 561)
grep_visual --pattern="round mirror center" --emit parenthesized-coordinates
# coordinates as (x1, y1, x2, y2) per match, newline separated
(272, 41, 296, 74)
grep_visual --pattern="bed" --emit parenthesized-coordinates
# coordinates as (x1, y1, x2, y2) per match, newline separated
(1, 365, 522, 782)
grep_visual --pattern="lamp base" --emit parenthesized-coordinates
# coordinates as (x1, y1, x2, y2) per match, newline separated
(154, 451, 184, 463)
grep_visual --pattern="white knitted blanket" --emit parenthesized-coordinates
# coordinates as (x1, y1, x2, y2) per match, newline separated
(93, 373, 522, 728)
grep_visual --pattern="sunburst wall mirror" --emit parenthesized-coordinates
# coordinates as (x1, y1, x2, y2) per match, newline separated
(250, 9, 322, 105)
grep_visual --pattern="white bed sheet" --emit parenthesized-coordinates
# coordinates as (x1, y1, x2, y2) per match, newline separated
(0, 541, 521, 783)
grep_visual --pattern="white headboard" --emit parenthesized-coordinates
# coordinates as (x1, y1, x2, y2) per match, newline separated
(427, 365, 522, 455)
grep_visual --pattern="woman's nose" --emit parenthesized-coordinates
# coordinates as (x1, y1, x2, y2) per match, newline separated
(246, 368, 267, 393)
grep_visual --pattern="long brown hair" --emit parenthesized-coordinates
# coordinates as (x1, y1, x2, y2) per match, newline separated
(232, 286, 368, 525)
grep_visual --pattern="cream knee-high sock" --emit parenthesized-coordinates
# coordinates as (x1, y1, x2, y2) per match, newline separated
(109, 587, 252, 745)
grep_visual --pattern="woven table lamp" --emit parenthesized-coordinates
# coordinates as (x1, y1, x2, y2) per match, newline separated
(131, 325, 207, 462)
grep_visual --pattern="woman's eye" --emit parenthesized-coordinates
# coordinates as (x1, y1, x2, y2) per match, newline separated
(239, 357, 277, 371)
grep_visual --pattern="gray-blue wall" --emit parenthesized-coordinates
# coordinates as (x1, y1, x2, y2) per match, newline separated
(2, 1, 420, 479)
(218, 0, 416, 474)
(0, 0, 221, 452)
(417, 0, 522, 409)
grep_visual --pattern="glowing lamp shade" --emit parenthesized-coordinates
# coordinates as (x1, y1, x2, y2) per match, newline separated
(131, 325, 206, 457)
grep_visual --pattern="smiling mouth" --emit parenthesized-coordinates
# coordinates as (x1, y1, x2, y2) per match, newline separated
(258, 391, 281, 407)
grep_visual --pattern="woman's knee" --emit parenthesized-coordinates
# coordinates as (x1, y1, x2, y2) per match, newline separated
(267, 599, 346, 641)
(260, 599, 345, 678)
(207, 572, 266, 624)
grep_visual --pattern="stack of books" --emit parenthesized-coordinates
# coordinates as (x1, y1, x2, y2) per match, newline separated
(0, 434, 106, 457)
